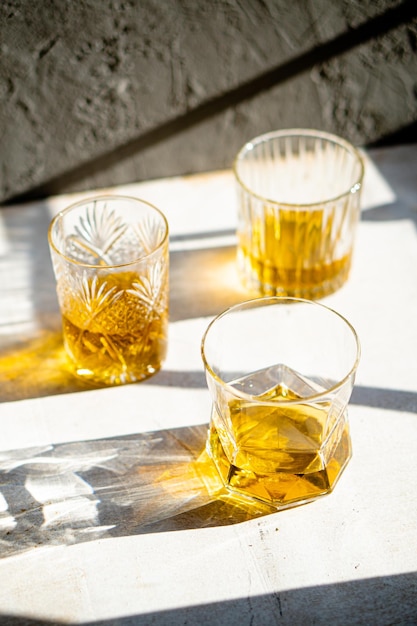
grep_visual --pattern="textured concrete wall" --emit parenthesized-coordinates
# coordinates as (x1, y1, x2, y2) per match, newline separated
(1, 0, 416, 203)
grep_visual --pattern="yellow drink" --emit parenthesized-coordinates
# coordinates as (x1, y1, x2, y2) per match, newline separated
(234, 130, 364, 299)
(208, 375, 351, 508)
(60, 271, 168, 385)
(238, 205, 352, 299)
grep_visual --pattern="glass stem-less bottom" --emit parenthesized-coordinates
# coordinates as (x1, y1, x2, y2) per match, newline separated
(206, 406, 352, 510)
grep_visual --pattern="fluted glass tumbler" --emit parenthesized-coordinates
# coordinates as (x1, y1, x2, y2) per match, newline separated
(48, 195, 169, 385)
(234, 129, 365, 299)
(201, 297, 360, 510)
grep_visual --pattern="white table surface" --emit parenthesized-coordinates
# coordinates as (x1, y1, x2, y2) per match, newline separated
(0, 144, 416, 625)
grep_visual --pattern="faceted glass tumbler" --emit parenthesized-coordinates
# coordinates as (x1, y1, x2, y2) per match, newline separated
(48, 195, 169, 385)
(201, 297, 360, 510)
(234, 129, 365, 299)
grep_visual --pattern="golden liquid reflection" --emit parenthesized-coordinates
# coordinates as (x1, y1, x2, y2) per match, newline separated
(0, 328, 105, 402)
(0, 244, 247, 402)
(169, 244, 248, 322)
(0, 237, 278, 555)
(0, 425, 275, 557)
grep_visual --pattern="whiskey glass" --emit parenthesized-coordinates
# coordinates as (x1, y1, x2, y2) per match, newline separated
(48, 195, 169, 385)
(201, 297, 360, 510)
(234, 129, 364, 299)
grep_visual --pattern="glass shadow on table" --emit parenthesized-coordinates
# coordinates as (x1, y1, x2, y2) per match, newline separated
(1, 161, 416, 559)
(0, 212, 281, 557)
(0, 423, 276, 559)
(1, 139, 417, 404)
(0, 209, 246, 402)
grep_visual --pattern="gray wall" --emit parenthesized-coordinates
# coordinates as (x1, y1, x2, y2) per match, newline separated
(1, 0, 416, 204)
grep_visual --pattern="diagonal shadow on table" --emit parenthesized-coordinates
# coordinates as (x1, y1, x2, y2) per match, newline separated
(1, 148, 416, 403)
(362, 144, 417, 230)
(0, 373, 415, 561)
(2, 227, 417, 410)
(147, 371, 417, 415)
(0, 571, 416, 625)
(0, 424, 276, 560)
(361, 200, 417, 227)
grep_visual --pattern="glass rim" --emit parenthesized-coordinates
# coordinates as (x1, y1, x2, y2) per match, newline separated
(233, 128, 365, 209)
(48, 194, 169, 269)
(201, 296, 361, 405)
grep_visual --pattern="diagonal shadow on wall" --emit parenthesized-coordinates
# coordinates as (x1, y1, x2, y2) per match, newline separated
(4, 0, 417, 205)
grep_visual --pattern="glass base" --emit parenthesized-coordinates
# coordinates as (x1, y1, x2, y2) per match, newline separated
(206, 407, 352, 511)
(63, 334, 166, 386)
(64, 346, 163, 386)
(70, 362, 161, 386)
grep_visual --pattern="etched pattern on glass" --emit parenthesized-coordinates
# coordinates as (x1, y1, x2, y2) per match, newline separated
(127, 261, 168, 314)
(52, 200, 169, 384)
(75, 273, 123, 319)
(61, 199, 166, 267)
(69, 202, 128, 265)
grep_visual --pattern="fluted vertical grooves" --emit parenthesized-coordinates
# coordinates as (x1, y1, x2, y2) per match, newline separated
(234, 129, 364, 299)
